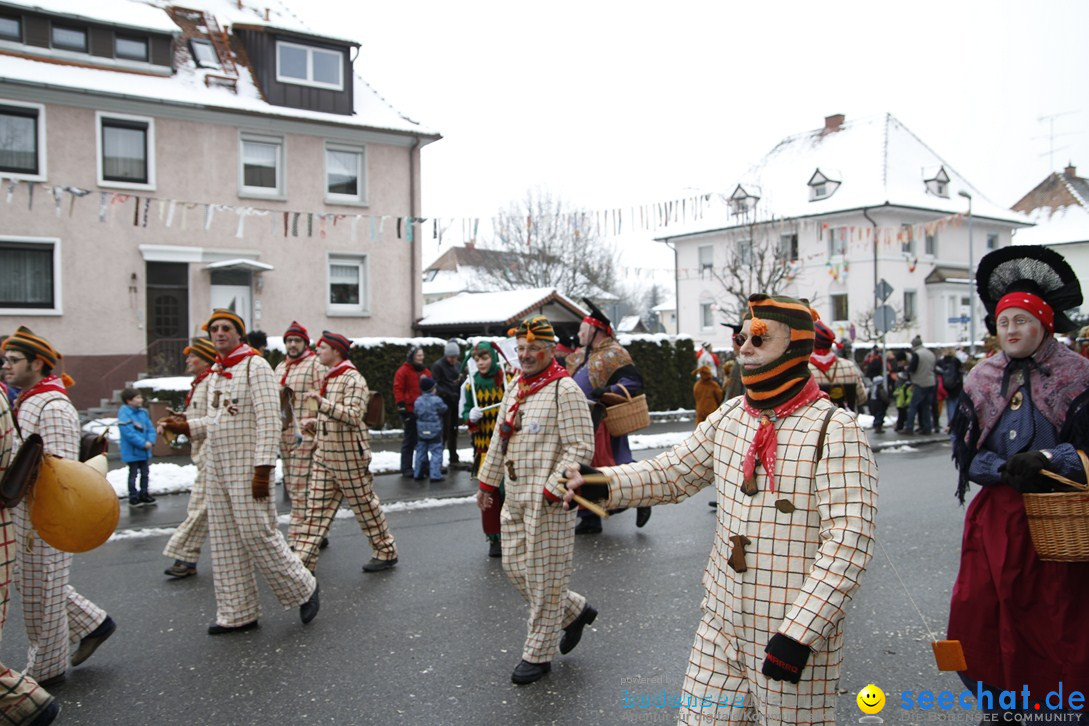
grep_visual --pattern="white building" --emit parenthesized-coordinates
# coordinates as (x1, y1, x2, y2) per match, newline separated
(659, 113, 1030, 349)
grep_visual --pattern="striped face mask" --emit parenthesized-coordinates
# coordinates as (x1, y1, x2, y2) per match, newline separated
(740, 295, 817, 411)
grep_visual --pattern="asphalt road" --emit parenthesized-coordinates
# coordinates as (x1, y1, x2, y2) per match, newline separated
(2, 440, 972, 725)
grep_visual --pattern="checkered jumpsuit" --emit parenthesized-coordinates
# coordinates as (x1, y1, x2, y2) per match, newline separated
(188, 355, 316, 628)
(0, 394, 55, 723)
(274, 354, 323, 545)
(604, 398, 877, 725)
(161, 375, 210, 565)
(478, 376, 594, 664)
(294, 367, 397, 571)
(12, 391, 108, 682)
(808, 359, 866, 412)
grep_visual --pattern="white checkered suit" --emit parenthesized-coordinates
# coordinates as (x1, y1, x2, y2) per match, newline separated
(275, 354, 324, 544)
(162, 374, 211, 565)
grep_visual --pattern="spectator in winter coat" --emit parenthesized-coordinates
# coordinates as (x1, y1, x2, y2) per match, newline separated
(118, 387, 156, 507)
(904, 335, 937, 435)
(867, 375, 890, 433)
(937, 350, 963, 431)
(393, 346, 432, 477)
(413, 377, 447, 481)
(693, 365, 724, 424)
(430, 340, 464, 469)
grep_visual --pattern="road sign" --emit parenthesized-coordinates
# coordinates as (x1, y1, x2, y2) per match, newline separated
(947, 316, 970, 324)
(874, 305, 897, 334)
(876, 278, 894, 303)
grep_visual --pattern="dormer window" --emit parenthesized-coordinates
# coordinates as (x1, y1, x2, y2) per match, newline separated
(728, 184, 759, 216)
(115, 35, 148, 62)
(51, 24, 87, 52)
(190, 38, 220, 69)
(0, 15, 21, 41)
(808, 168, 840, 201)
(924, 166, 951, 198)
(276, 41, 343, 91)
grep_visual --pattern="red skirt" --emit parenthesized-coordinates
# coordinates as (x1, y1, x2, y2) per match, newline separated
(947, 484, 1089, 697)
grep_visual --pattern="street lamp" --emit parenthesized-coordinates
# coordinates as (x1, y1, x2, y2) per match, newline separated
(957, 190, 975, 358)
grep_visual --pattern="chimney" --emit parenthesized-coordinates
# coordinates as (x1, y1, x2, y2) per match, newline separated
(264, 8, 270, 21)
(823, 114, 845, 134)
(1064, 163, 1077, 179)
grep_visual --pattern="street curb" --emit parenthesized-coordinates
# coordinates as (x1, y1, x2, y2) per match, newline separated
(871, 434, 949, 451)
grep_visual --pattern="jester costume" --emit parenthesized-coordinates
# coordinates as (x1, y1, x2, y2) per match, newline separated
(460, 341, 510, 546)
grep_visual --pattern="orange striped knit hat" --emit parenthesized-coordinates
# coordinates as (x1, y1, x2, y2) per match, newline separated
(201, 309, 246, 336)
(2, 326, 75, 386)
(741, 294, 818, 409)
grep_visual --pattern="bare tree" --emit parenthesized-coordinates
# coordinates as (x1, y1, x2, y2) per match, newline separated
(475, 189, 618, 300)
(852, 302, 911, 341)
(707, 227, 796, 323)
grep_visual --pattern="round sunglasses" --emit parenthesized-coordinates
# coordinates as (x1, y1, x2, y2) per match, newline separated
(733, 333, 779, 348)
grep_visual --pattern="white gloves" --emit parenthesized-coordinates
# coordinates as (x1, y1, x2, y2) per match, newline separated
(469, 407, 484, 423)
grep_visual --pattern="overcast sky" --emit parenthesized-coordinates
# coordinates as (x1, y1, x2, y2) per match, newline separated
(301, 1, 1089, 272)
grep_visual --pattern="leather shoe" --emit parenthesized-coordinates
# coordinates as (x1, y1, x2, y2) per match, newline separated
(574, 516, 602, 535)
(560, 603, 598, 654)
(207, 620, 258, 635)
(362, 557, 398, 573)
(164, 561, 197, 578)
(635, 507, 652, 528)
(488, 540, 502, 558)
(511, 659, 551, 685)
(300, 582, 320, 624)
(71, 615, 116, 666)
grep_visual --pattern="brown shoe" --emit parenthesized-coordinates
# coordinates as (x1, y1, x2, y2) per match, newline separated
(164, 561, 197, 579)
(362, 557, 398, 573)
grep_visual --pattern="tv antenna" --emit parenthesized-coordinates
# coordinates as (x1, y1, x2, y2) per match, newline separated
(1035, 110, 1081, 171)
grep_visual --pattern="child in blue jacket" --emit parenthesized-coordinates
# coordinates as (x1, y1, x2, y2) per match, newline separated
(413, 377, 448, 482)
(118, 387, 157, 506)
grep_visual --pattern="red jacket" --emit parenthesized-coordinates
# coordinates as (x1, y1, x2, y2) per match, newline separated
(393, 362, 430, 413)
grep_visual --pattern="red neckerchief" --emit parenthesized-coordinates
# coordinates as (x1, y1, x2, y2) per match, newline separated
(214, 344, 258, 378)
(319, 359, 356, 396)
(14, 374, 68, 413)
(499, 358, 569, 444)
(740, 377, 826, 493)
(185, 368, 213, 407)
(809, 350, 837, 373)
(280, 349, 315, 386)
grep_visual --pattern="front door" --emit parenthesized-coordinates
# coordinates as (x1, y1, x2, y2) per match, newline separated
(209, 268, 252, 332)
(146, 262, 188, 375)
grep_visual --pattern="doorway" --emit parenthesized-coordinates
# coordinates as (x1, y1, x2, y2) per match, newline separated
(146, 262, 189, 375)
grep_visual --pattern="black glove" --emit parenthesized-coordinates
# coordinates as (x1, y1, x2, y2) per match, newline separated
(1002, 451, 1052, 493)
(397, 402, 410, 421)
(576, 463, 609, 501)
(762, 633, 810, 684)
(590, 387, 606, 400)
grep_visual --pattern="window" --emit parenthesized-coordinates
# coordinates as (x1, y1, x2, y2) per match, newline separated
(808, 169, 840, 201)
(325, 142, 365, 203)
(328, 255, 368, 314)
(901, 224, 916, 256)
(831, 293, 849, 322)
(276, 41, 343, 90)
(51, 25, 87, 52)
(700, 303, 714, 329)
(239, 134, 284, 197)
(115, 35, 148, 62)
(0, 238, 60, 312)
(190, 38, 219, 68)
(925, 231, 937, 256)
(698, 244, 713, 274)
(0, 102, 44, 178)
(97, 113, 154, 187)
(812, 182, 827, 199)
(779, 233, 798, 261)
(986, 233, 998, 250)
(827, 226, 847, 257)
(0, 15, 21, 41)
(738, 239, 753, 266)
(903, 290, 917, 323)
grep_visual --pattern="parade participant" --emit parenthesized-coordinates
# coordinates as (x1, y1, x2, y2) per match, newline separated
(948, 245, 1089, 715)
(273, 321, 324, 546)
(807, 321, 865, 411)
(0, 392, 60, 724)
(393, 346, 431, 478)
(162, 337, 216, 579)
(430, 340, 465, 469)
(294, 331, 399, 574)
(563, 294, 878, 724)
(564, 298, 650, 534)
(1, 327, 116, 683)
(476, 315, 596, 685)
(461, 340, 510, 558)
(159, 310, 319, 634)
(693, 365, 724, 424)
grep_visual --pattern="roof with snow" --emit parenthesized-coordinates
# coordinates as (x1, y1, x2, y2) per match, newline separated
(1010, 166, 1089, 246)
(616, 315, 647, 333)
(417, 288, 586, 329)
(0, 0, 439, 139)
(659, 113, 1029, 240)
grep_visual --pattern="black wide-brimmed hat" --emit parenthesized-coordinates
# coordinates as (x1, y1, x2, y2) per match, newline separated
(580, 297, 613, 335)
(976, 245, 1082, 334)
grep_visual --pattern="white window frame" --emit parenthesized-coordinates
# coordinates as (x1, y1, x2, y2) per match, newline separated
(827, 226, 848, 258)
(0, 99, 46, 182)
(189, 38, 219, 69)
(327, 253, 369, 316)
(903, 289, 917, 323)
(697, 244, 713, 275)
(275, 41, 344, 91)
(830, 293, 849, 323)
(699, 302, 714, 330)
(324, 141, 367, 205)
(986, 233, 998, 250)
(0, 236, 62, 315)
(925, 230, 938, 257)
(95, 111, 155, 190)
(238, 132, 285, 199)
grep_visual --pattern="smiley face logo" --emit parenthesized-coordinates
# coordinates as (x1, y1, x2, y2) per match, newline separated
(856, 684, 885, 714)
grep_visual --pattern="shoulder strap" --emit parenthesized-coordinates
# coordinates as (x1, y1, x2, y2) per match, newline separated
(815, 406, 836, 464)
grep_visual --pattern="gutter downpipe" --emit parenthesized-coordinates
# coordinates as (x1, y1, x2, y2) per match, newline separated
(409, 137, 423, 332)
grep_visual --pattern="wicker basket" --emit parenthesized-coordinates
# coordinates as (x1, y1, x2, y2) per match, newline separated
(602, 384, 651, 437)
(1023, 449, 1089, 562)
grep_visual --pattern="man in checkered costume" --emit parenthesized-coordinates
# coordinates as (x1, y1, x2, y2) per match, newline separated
(293, 331, 398, 573)
(476, 315, 597, 685)
(274, 321, 324, 546)
(565, 295, 878, 725)
(0, 328, 116, 688)
(160, 310, 319, 634)
(161, 337, 216, 579)
(807, 321, 866, 412)
(0, 390, 59, 724)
